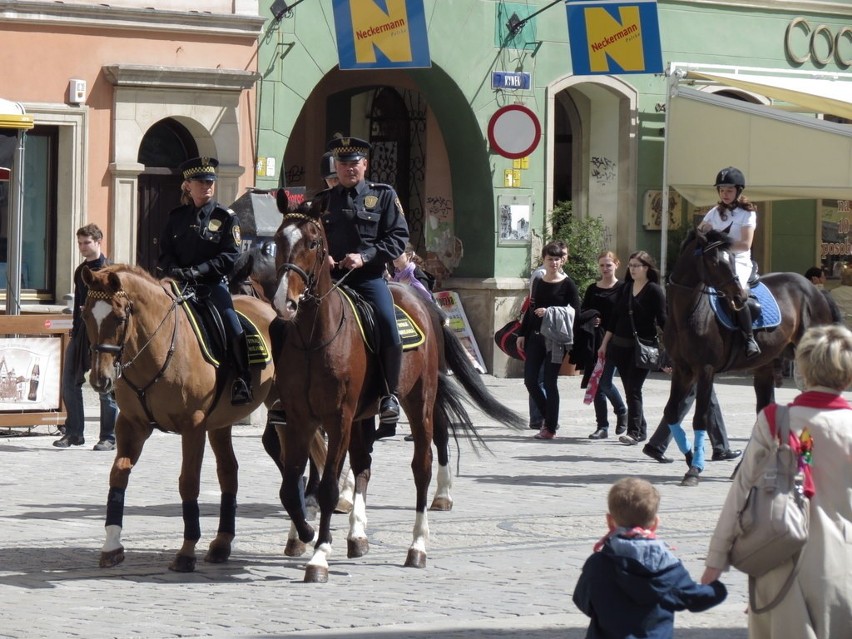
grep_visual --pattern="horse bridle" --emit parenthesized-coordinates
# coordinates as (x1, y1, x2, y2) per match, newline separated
(667, 237, 742, 311)
(87, 286, 181, 427)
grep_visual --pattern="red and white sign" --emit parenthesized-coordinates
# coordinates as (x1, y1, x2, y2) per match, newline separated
(487, 105, 541, 159)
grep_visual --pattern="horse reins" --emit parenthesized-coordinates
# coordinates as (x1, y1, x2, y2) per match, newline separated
(88, 286, 181, 428)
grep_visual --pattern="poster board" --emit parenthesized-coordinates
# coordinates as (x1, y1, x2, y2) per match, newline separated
(433, 291, 487, 374)
(0, 314, 70, 428)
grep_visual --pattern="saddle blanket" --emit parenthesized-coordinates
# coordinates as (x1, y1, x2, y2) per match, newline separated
(341, 292, 426, 353)
(170, 282, 271, 368)
(708, 282, 781, 331)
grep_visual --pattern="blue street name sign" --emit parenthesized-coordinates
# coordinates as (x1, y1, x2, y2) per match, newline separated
(492, 71, 532, 91)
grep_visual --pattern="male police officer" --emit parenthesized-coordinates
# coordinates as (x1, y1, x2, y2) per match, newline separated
(315, 137, 409, 437)
(157, 156, 252, 405)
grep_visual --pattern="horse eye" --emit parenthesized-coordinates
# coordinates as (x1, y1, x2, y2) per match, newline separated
(309, 240, 319, 250)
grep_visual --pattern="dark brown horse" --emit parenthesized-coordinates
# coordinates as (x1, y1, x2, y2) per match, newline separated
(82, 264, 324, 571)
(663, 229, 839, 481)
(269, 209, 522, 583)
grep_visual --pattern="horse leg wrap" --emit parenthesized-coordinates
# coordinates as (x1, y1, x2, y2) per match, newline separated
(692, 430, 707, 471)
(105, 487, 126, 528)
(668, 423, 691, 455)
(218, 492, 237, 536)
(182, 500, 201, 542)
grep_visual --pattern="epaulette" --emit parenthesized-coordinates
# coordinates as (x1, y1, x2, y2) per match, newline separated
(368, 183, 393, 190)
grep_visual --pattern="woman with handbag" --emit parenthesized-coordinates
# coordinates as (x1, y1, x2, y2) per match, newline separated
(583, 250, 628, 440)
(516, 240, 580, 440)
(701, 325, 852, 638)
(598, 251, 666, 445)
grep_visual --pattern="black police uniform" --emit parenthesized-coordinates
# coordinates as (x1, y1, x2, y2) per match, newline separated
(157, 157, 252, 405)
(314, 138, 409, 432)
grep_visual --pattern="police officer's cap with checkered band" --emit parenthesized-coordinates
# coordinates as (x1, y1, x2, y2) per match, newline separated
(180, 156, 219, 181)
(327, 136, 372, 162)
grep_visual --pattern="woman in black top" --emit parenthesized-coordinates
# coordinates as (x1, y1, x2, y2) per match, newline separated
(517, 241, 581, 440)
(598, 251, 666, 445)
(583, 251, 628, 439)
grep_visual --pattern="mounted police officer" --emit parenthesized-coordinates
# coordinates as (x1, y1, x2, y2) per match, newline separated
(157, 156, 253, 405)
(314, 136, 409, 438)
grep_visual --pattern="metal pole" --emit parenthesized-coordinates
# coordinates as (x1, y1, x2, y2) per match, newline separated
(6, 129, 24, 315)
(660, 67, 680, 280)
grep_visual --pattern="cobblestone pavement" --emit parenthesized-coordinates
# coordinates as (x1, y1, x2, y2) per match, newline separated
(1, 370, 826, 638)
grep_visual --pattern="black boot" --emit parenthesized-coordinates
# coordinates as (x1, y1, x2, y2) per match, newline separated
(615, 411, 628, 435)
(376, 344, 402, 434)
(229, 335, 253, 406)
(735, 306, 761, 359)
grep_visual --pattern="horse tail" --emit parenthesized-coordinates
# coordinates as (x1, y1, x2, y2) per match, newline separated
(440, 321, 524, 431)
(434, 371, 487, 452)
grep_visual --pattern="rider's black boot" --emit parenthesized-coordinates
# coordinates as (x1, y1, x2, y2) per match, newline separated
(375, 344, 402, 438)
(230, 335, 254, 405)
(735, 306, 761, 359)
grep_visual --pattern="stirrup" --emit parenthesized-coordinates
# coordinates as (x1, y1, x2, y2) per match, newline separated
(231, 379, 253, 406)
(379, 394, 400, 424)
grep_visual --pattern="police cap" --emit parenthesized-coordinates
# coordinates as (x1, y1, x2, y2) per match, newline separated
(180, 156, 219, 181)
(327, 136, 371, 162)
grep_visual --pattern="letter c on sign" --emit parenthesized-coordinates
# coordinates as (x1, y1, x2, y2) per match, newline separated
(785, 17, 852, 67)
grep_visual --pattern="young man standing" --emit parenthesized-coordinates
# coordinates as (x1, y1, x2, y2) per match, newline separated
(54, 224, 119, 450)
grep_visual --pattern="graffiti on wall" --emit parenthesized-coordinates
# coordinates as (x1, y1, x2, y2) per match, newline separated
(590, 156, 616, 185)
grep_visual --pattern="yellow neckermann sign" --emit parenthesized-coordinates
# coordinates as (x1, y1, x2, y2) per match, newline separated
(332, 0, 431, 70)
(566, 0, 663, 75)
(0, 99, 34, 130)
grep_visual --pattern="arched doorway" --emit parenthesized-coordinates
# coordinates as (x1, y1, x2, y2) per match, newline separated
(136, 118, 198, 273)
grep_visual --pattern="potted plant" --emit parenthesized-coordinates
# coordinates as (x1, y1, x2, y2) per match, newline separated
(551, 200, 606, 293)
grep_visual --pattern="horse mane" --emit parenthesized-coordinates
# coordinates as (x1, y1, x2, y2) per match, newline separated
(680, 227, 732, 254)
(101, 263, 164, 286)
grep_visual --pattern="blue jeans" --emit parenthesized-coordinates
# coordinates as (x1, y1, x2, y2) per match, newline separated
(63, 334, 118, 442)
(593, 358, 626, 429)
(523, 333, 562, 431)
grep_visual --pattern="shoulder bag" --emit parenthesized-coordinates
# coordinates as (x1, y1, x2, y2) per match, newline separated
(494, 294, 532, 361)
(729, 405, 810, 613)
(628, 295, 660, 370)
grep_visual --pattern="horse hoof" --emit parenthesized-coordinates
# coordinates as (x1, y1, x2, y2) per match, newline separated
(429, 497, 453, 511)
(169, 554, 197, 573)
(347, 537, 369, 558)
(99, 547, 125, 568)
(404, 548, 427, 568)
(334, 498, 353, 514)
(205, 544, 232, 564)
(304, 564, 329, 583)
(284, 538, 306, 557)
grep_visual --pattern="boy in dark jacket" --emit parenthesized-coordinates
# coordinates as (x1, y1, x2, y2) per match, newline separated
(573, 478, 727, 638)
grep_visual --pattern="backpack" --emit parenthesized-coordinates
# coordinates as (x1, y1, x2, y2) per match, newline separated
(728, 405, 810, 613)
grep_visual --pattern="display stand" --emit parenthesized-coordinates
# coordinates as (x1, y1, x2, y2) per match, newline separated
(0, 314, 71, 429)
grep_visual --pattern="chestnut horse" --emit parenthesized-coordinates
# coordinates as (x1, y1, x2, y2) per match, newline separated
(82, 264, 323, 571)
(270, 210, 522, 583)
(663, 229, 840, 480)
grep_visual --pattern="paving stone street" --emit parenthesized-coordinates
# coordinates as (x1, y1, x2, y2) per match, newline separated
(1, 370, 825, 638)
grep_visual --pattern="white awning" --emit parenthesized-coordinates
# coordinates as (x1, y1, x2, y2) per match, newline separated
(0, 98, 33, 130)
(666, 86, 852, 205)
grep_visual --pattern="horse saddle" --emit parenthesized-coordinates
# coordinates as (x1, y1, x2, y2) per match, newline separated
(708, 282, 781, 331)
(169, 281, 271, 368)
(339, 285, 426, 353)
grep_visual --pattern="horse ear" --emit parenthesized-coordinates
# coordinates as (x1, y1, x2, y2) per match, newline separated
(107, 271, 122, 292)
(81, 266, 94, 287)
(275, 189, 289, 215)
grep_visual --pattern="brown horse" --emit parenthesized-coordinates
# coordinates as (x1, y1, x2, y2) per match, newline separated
(269, 209, 522, 583)
(82, 264, 322, 571)
(663, 228, 840, 482)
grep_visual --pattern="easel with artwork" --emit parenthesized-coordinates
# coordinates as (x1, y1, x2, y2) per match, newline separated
(0, 314, 70, 429)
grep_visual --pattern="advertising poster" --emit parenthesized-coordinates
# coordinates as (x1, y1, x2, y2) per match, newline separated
(433, 291, 486, 374)
(0, 336, 62, 411)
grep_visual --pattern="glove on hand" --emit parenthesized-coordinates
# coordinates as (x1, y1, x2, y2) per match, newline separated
(169, 267, 200, 282)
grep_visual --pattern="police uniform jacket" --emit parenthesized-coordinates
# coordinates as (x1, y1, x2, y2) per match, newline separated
(157, 200, 241, 286)
(314, 181, 408, 281)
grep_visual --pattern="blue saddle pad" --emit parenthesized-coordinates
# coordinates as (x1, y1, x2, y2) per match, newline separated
(707, 282, 781, 330)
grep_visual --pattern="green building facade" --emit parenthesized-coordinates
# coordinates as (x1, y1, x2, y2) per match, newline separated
(255, 0, 852, 376)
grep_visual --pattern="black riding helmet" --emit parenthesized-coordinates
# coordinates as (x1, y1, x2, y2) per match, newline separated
(715, 166, 745, 198)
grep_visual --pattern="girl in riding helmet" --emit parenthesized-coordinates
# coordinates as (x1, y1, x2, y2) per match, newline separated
(698, 167, 760, 359)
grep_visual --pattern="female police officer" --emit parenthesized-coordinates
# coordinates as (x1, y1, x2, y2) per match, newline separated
(157, 156, 252, 405)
